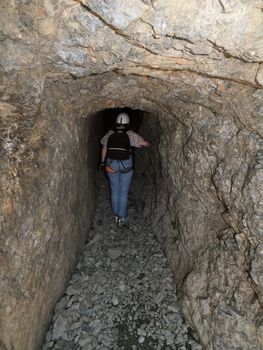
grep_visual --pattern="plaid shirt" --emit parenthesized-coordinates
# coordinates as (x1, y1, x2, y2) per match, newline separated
(100, 130, 145, 148)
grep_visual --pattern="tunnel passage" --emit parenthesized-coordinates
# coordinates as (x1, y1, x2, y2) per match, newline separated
(1, 74, 263, 350)
(1, 1, 263, 350)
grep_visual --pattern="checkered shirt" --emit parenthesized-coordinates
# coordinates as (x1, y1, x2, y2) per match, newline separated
(100, 130, 145, 148)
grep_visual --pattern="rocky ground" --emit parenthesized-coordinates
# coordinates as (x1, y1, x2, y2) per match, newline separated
(42, 174, 202, 350)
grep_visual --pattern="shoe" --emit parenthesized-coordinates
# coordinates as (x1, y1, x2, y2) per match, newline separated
(114, 216, 119, 224)
(118, 217, 129, 229)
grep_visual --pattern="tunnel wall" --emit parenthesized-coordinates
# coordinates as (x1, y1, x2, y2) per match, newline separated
(0, 85, 99, 350)
(138, 107, 263, 349)
(2, 70, 262, 350)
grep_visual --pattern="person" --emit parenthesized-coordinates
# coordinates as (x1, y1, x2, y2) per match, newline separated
(100, 112, 150, 227)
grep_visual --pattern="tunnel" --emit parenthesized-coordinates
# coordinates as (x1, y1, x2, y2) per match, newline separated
(0, 1, 263, 350)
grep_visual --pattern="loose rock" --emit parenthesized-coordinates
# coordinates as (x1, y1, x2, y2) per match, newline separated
(42, 177, 202, 349)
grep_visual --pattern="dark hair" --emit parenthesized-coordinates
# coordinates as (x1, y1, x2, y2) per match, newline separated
(115, 123, 129, 130)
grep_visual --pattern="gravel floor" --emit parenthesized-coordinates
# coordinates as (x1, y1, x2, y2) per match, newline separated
(42, 174, 202, 350)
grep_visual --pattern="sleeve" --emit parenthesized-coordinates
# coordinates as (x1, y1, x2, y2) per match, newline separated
(127, 131, 145, 148)
(100, 130, 113, 146)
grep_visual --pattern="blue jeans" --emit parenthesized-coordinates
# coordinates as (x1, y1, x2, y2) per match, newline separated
(107, 156, 133, 220)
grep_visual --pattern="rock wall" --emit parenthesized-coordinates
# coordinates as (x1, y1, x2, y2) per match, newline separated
(0, 81, 101, 350)
(139, 107, 263, 349)
(0, 0, 263, 349)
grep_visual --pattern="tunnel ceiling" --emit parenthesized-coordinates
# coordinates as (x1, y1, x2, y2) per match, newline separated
(1, 0, 263, 136)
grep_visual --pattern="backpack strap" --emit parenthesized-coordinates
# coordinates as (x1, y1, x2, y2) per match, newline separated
(119, 160, 133, 173)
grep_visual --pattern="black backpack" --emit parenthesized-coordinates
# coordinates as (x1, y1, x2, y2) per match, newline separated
(107, 129, 131, 160)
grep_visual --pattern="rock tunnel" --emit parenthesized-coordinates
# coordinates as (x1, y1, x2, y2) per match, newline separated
(0, 1, 263, 349)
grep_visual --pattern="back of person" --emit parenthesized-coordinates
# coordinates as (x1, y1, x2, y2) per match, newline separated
(100, 112, 150, 227)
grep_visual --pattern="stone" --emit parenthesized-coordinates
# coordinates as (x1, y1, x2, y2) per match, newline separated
(81, 344, 93, 350)
(167, 305, 180, 313)
(118, 280, 126, 292)
(52, 315, 68, 340)
(1, 1, 263, 350)
(40, 180, 198, 349)
(137, 328, 146, 336)
(138, 336, 145, 344)
(101, 336, 112, 346)
(68, 321, 81, 331)
(256, 65, 263, 86)
(43, 342, 54, 350)
(78, 335, 92, 347)
(112, 295, 119, 306)
(164, 330, 175, 345)
(95, 285, 105, 295)
(107, 247, 123, 259)
(188, 340, 203, 350)
(155, 292, 166, 305)
(54, 340, 75, 350)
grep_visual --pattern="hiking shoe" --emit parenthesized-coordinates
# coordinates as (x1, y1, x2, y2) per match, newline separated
(118, 217, 129, 229)
(114, 216, 119, 224)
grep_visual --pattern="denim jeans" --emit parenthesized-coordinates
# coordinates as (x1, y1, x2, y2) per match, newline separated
(107, 156, 133, 221)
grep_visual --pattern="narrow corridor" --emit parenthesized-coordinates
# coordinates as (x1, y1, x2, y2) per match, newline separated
(42, 174, 202, 350)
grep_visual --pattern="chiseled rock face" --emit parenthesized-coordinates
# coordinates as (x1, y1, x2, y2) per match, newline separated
(0, 1, 262, 349)
(0, 83, 101, 350)
(140, 109, 263, 349)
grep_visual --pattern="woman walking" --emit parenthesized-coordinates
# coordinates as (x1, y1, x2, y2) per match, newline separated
(100, 113, 150, 227)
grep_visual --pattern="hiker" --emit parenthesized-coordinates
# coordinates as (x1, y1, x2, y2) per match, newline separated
(100, 112, 151, 227)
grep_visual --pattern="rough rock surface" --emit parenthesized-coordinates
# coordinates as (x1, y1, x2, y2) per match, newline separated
(42, 175, 202, 350)
(138, 112, 263, 350)
(0, 90, 102, 350)
(0, 1, 263, 350)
